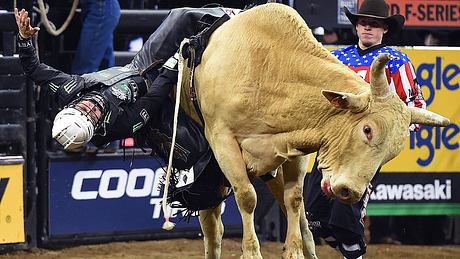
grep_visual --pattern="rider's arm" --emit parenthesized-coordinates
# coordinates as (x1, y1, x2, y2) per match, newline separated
(17, 35, 87, 106)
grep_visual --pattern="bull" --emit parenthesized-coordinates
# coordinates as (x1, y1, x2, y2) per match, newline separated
(177, 3, 449, 258)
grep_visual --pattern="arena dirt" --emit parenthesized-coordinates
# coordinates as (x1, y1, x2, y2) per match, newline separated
(1, 238, 460, 259)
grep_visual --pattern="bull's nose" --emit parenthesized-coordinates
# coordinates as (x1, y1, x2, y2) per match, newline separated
(333, 184, 360, 204)
(340, 187, 350, 198)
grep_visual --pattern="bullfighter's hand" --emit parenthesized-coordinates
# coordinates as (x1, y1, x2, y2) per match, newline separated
(14, 8, 40, 39)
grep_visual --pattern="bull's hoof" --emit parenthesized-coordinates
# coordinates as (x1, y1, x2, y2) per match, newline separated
(240, 249, 263, 259)
(282, 241, 304, 259)
(282, 249, 304, 259)
(303, 251, 318, 259)
(241, 239, 263, 259)
(240, 255, 263, 259)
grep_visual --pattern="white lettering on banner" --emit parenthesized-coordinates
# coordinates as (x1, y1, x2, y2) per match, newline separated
(150, 198, 162, 219)
(149, 198, 196, 219)
(99, 169, 127, 199)
(70, 168, 227, 220)
(126, 169, 154, 197)
(370, 179, 451, 201)
(149, 198, 227, 219)
(71, 170, 103, 200)
(72, 168, 158, 200)
(151, 168, 164, 197)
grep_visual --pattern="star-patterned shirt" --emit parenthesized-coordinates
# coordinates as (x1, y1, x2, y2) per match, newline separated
(331, 44, 426, 109)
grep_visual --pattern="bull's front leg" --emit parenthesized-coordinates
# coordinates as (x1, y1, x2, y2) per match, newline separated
(209, 133, 262, 259)
(266, 156, 317, 259)
(199, 201, 224, 259)
(299, 198, 317, 259)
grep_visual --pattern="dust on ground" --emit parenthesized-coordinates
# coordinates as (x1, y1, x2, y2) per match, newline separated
(1, 238, 460, 258)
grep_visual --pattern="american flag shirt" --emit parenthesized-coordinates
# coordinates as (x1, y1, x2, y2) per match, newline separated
(331, 44, 426, 109)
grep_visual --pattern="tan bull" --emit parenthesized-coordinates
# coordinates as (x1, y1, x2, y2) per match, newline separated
(180, 3, 450, 259)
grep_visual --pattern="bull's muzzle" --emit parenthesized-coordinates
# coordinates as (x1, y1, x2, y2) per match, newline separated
(332, 183, 362, 204)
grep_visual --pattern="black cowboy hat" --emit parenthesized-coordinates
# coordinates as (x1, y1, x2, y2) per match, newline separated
(344, 0, 405, 36)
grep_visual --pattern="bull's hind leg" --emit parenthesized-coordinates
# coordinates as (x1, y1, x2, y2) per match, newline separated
(208, 133, 262, 259)
(200, 202, 224, 259)
(283, 156, 317, 259)
(266, 156, 317, 259)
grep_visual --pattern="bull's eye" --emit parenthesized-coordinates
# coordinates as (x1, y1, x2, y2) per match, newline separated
(363, 125, 373, 141)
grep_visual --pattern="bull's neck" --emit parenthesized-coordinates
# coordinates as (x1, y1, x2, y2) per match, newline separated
(278, 55, 366, 152)
(300, 55, 365, 93)
(278, 129, 323, 155)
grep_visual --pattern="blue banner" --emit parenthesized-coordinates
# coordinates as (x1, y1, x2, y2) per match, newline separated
(48, 155, 241, 237)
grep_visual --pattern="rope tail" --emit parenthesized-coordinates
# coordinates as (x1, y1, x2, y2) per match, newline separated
(161, 39, 190, 231)
(36, 0, 79, 36)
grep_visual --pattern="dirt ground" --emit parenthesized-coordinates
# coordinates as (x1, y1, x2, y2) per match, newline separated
(1, 238, 460, 259)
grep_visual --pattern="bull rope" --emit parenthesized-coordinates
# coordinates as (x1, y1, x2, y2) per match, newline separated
(35, 0, 79, 36)
(161, 39, 190, 231)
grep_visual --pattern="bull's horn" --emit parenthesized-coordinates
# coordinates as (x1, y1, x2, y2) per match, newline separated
(408, 107, 450, 126)
(370, 53, 391, 99)
(322, 90, 370, 113)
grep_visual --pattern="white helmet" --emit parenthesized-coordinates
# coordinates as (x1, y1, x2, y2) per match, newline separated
(52, 107, 95, 150)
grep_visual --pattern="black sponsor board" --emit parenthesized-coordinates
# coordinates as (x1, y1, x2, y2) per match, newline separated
(368, 173, 460, 216)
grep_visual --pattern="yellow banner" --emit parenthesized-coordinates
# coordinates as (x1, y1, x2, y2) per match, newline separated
(383, 48, 460, 172)
(0, 162, 25, 244)
(313, 47, 460, 173)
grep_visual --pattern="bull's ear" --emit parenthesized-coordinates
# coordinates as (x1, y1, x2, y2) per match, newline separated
(408, 107, 450, 126)
(322, 90, 370, 113)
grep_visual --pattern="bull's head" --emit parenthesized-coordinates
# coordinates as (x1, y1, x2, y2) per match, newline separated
(317, 53, 449, 204)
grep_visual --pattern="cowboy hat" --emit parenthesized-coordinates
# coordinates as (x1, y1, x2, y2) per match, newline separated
(344, 0, 405, 36)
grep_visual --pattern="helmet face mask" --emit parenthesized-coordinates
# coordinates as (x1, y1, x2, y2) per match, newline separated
(52, 97, 104, 150)
(74, 100, 103, 126)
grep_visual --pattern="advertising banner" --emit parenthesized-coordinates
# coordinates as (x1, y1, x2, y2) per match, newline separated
(381, 47, 460, 173)
(358, 0, 460, 27)
(48, 155, 242, 237)
(338, 0, 358, 24)
(369, 47, 460, 215)
(367, 173, 460, 215)
(0, 156, 25, 244)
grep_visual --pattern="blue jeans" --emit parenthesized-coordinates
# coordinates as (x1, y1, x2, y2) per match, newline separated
(71, 0, 120, 75)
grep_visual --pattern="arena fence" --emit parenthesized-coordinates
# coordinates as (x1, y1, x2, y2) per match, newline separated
(0, 53, 37, 251)
(1, 2, 459, 253)
(0, 3, 36, 206)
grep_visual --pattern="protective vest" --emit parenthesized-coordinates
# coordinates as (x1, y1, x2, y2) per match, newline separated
(80, 67, 148, 135)
(82, 66, 148, 100)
